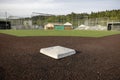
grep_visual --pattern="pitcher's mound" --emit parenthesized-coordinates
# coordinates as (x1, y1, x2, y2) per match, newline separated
(40, 46, 76, 59)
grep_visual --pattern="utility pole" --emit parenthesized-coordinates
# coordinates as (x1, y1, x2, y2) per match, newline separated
(5, 12, 7, 29)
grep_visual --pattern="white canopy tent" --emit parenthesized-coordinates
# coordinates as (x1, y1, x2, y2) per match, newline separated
(64, 22, 72, 26)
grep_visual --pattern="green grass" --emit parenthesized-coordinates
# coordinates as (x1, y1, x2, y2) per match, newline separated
(0, 30, 120, 37)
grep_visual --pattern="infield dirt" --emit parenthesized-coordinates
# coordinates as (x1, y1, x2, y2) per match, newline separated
(0, 33, 120, 80)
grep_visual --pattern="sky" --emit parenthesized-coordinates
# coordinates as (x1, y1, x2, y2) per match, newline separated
(0, 0, 120, 17)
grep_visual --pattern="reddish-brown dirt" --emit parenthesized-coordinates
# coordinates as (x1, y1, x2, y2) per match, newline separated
(0, 33, 120, 80)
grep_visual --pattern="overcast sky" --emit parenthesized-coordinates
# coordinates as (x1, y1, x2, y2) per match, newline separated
(0, 0, 120, 17)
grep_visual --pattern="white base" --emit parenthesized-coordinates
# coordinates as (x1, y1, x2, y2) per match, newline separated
(40, 46, 76, 59)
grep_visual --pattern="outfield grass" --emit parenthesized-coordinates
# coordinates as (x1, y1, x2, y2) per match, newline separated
(0, 30, 120, 37)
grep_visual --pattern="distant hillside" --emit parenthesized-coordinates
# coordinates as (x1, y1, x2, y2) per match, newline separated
(89, 9, 120, 20)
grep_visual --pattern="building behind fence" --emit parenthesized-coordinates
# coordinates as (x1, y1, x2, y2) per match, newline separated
(0, 12, 120, 30)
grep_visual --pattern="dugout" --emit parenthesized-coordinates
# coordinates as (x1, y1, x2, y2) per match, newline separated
(0, 21, 11, 29)
(107, 22, 120, 31)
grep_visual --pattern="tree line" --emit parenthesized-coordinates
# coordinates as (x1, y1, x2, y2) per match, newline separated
(11, 9, 120, 27)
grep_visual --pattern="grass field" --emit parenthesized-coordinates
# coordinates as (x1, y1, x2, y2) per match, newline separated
(0, 30, 120, 37)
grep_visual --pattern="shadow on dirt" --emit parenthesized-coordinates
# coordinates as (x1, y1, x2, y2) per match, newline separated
(76, 50, 82, 54)
(0, 67, 5, 80)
